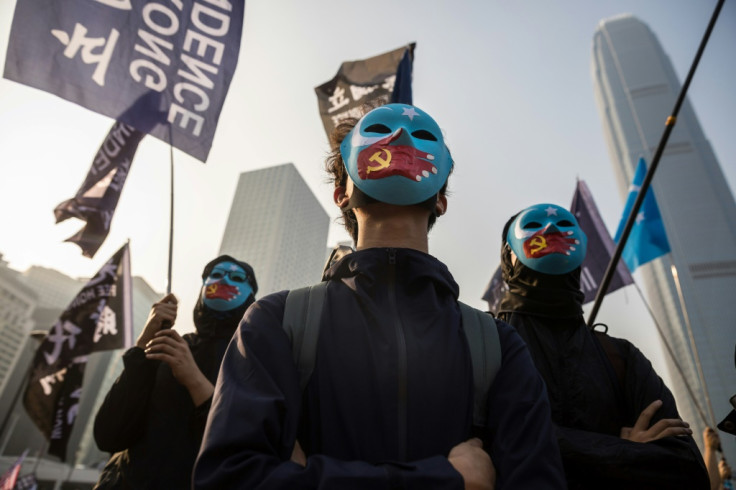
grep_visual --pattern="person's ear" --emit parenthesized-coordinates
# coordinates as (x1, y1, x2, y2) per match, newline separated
(334, 186, 350, 209)
(435, 193, 448, 217)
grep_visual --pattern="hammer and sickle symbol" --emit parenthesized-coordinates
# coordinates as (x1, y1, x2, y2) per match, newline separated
(529, 236, 548, 255)
(366, 149, 392, 173)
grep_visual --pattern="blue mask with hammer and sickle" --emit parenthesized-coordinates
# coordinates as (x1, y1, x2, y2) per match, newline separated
(340, 104, 453, 206)
(201, 261, 253, 312)
(506, 203, 587, 275)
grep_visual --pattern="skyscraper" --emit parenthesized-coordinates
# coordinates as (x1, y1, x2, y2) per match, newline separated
(0, 258, 161, 485)
(219, 163, 331, 296)
(0, 255, 37, 413)
(592, 14, 736, 461)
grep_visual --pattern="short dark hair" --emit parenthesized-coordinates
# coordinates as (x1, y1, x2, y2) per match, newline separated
(324, 106, 453, 243)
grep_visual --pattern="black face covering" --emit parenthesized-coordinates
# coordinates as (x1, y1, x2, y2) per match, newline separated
(189, 255, 257, 382)
(498, 229, 585, 319)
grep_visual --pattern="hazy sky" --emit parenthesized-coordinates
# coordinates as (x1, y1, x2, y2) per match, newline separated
(1, 0, 734, 387)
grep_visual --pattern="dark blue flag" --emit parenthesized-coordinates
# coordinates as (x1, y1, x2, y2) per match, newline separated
(315, 43, 415, 139)
(3, 0, 245, 162)
(23, 243, 132, 461)
(571, 179, 634, 303)
(482, 265, 508, 315)
(54, 92, 164, 258)
(613, 158, 671, 272)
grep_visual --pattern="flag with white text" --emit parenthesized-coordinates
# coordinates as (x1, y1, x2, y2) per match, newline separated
(570, 179, 634, 303)
(54, 91, 164, 258)
(23, 243, 132, 461)
(613, 158, 671, 272)
(315, 43, 415, 139)
(4, 0, 244, 162)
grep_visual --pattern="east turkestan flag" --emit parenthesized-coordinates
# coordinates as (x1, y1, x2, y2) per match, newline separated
(23, 243, 133, 461)
(315, 43, 415, 139)
(614, 158, 671, 272)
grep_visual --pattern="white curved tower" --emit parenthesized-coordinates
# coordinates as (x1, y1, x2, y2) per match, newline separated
(592, 14, 736, 460)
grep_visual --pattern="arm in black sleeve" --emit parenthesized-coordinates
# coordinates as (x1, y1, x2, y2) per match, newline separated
(193, 292, 465, 490)
(485, 321, 567, 489)
(556, 340, 709, 489)
(93, 346, 160, 452)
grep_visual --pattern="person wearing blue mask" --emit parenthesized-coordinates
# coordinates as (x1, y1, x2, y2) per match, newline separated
(93, 255, 257, 489)
(497, 203, 709, 489)
(193, 104, 566, 490)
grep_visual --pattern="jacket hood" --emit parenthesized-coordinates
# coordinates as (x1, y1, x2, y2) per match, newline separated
(323, 247, 460, 300)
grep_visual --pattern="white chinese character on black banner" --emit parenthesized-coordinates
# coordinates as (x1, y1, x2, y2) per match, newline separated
(51, 23, 119, 86)
(327, 86, 350, 113)
(43, 320, 82, 365)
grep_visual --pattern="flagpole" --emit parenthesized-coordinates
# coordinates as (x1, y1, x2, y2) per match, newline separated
(167, 126, 175, 295)
(671, 265, 717, 427)
(586, 0, 725, 326)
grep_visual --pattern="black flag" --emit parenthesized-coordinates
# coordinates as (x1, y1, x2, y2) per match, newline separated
(482, 265, 508, 315)
(23, 243, 132, 461)
(570, 180, 634, 304)
(54, 122, 142, 258)
(315, 43, 415, 139)
(54, 92, 164, 258)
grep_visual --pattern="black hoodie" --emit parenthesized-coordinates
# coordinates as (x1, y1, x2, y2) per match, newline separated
(497, 237, 708, 490)
(93, 256, 256, 490)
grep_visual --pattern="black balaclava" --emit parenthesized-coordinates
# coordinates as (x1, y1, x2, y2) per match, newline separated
(192, 255, 258, 339)
(497, 213, 585, 319)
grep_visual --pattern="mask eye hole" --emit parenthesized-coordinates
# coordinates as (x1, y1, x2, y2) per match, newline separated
(523, 221, 542, 229)
(230, 273, 246, 283)
(364, 124, 392, 134)
(557, 220, 574, 227)
(411, 129, 437, 141)
(211, 271, 224, 279)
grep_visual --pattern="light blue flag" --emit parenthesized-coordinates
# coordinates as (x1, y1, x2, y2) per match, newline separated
(614, 158, 671, 272)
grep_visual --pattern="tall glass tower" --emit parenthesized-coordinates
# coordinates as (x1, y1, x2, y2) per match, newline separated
(219, 163, 331, 297)
(592, 14, 736, 460)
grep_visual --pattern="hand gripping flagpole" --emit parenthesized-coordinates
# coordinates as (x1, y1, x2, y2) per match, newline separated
(587, 0, 725, 326)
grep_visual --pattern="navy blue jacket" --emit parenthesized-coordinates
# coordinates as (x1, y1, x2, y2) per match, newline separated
(194, 248, 565, 489)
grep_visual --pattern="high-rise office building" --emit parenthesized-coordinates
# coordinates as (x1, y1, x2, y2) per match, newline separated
(0, 255, 37, 412)
(592, 14, 736, 460)
(0, 258, 161, 486)
(219, 163, 331, 296)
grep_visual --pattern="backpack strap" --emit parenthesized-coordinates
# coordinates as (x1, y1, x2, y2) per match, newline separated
(283, 282, 328, 392)
(282, 290, 502, 428)
(459, 302, 502, 428)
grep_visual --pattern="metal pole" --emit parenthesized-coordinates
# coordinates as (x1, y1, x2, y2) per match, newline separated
(167, 126, 175, 295)
(587, 0, 725, 326)
(671, 265, 717, 427)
